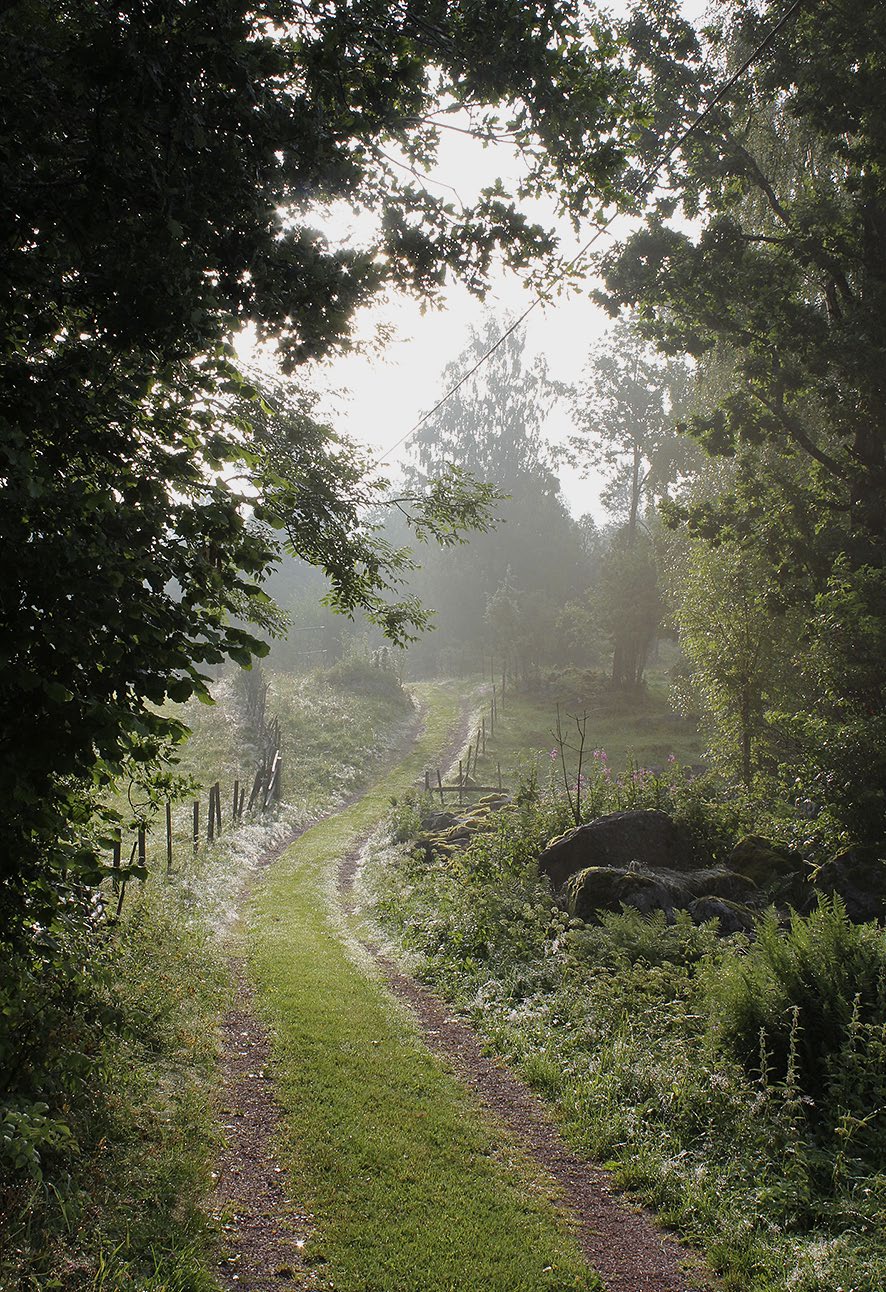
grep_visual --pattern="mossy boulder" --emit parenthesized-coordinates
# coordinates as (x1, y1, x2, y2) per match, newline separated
(680, 867, 758, 903)
(728, 836, 800, 886)
(566, 866, 695, 920)
(539, 809, 707, 889)
(426, 811, 458, 832)
(565, 861, 756, 924)
(415, 802, 503, 862)
(689, 896, 756, 934)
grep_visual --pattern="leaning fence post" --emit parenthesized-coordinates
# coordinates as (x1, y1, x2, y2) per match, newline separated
(247, 765, 263, 813)
(263, 752, 281, 809)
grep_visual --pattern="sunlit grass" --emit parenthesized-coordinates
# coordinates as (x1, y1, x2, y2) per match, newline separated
(450, 670, 703, 796)
(250, 684, 602, 1292)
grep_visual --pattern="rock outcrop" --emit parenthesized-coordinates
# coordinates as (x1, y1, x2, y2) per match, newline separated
(538, 809, 706, 889)
(564, 860, 757, 923)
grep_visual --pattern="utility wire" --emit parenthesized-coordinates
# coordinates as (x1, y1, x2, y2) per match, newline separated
(374, 0, 805, 465)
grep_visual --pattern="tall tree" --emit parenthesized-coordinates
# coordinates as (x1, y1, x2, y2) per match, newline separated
(568, 318, 694, 541)
(401, 318, 588, 672)
(598, 0, 886, 837)
(601, 0, 886, 563)
(667, 537, 792, 788)
(566, 318, 694, 687)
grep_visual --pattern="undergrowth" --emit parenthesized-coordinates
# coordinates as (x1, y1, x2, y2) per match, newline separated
(1, 663, 416, 1291)
(1, 893, 224, 1291)
(367, 774, 886, 1292)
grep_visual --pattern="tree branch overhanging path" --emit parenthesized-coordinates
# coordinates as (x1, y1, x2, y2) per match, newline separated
(217, 685, 715, 1292)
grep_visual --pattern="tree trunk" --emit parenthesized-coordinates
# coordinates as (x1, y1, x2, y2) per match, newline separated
(740, 688, 753, 790)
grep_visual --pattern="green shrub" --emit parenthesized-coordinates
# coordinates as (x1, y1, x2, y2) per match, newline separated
(320, 654, 411, 706)
(703, 898, 886, 1130)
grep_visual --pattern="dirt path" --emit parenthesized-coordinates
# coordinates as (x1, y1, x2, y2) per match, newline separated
(212, 702, 426, 1290)
(213, 687, 716, 1292)
(357, 948, 712, 1292)
(338, 689, 716, 1292)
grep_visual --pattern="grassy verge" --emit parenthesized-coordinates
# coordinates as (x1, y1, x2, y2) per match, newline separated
(1, 892, 226, 1292)
(2, 665, 417, 1291)
(127, 664, 416, 876)
(250, 684, 602, 1292)
(366, 766, 886, 1292)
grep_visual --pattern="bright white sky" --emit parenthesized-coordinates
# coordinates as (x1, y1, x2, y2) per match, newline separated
(238, 1, 708, 521)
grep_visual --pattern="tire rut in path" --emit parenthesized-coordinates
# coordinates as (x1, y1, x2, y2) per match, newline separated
(358, 946, 714, 1292)
(213, 961, 318, 1292)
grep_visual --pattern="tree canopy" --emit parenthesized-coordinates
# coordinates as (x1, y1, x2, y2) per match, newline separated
(600, 0, 886, 843)
(0, 0, 632, 929)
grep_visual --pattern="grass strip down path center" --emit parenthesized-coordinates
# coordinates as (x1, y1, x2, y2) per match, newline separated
(250, 686, 601, 1292)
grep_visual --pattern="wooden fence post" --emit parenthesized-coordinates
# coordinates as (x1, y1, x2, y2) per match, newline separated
(436, 769, 444, 807)
(232, 778, 240, 822)
(207, 785, 215, 844)
(474, 726, 481, 766)
(424, 770, 430, 793)
(458, 759, 463, 806)
(491, 685, 496, 735)
(137, 825, 146, 876)
(497, 761, 503, 792)
(112, 830, 121, 893)
(214, 781, 222, 834)
(247, 764, 264, 813)
(266, 754, 282, 805)
(238, 785, 246, 818)
(165, 802, 173, 876)
(193, 800, 199, 854)
(263, 752, 280, 809)
(464, 745, 472, 783)
(116, 837, 137, 918)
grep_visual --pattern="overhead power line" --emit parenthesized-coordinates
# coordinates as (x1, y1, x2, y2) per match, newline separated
(374, 0, 805, 465)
